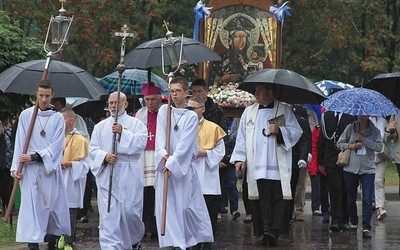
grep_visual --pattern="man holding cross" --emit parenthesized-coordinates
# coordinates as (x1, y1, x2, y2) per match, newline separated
(89, 92, 148, 249)
(135, 81, 163, 238)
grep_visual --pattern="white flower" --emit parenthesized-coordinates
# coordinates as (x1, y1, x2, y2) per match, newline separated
(208, 83, 255, 108)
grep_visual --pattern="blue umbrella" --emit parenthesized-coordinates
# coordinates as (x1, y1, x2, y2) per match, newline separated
(315, 80, 354, 96)
(322, 88, 400, 117)
(99, 69, 168, 95)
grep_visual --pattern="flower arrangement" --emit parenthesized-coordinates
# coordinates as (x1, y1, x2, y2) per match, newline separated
(208, 83, 255, 108)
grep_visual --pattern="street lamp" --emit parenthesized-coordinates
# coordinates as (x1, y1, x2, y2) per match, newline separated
(161, 20, 187, 75)
(44, 0, 74, 54)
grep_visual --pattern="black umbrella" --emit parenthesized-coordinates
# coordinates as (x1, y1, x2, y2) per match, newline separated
(0, 60, 107, 99)
(239, 68, 326, 104)
(364, 72, 400, 108)
(124, 37, 221, 69)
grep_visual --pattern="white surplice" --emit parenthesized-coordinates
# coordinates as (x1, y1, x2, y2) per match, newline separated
(89, 112, 147, 249)
(62, 129, 89, 208)
(11, 107, 70, 243)
(192, 119, 226, 195)
(155, 105, 214, 249)
(230, 101, 302, 199)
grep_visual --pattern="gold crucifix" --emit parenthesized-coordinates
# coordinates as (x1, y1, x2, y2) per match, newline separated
(59, 0, 66, 9)
(163, 20, 170, 33)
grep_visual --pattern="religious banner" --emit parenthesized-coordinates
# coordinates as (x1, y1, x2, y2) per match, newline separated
(199, 0, 280, 116)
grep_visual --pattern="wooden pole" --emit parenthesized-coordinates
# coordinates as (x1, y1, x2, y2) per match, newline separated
(161, 73, 173, 236)
(3, 56, 51, 222)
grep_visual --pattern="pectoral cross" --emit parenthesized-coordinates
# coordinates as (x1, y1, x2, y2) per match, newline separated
(148, 132, 155, 141)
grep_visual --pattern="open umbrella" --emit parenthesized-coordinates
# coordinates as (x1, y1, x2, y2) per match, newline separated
(364, 72, 400, 108)
(239, 68, 326, 104)
(0, 60, 107, 99)
(322, 88, 400, 117)
(124, 37, 221, 69)
(315, 79, 354, 96)
(99, 69, 168, 95)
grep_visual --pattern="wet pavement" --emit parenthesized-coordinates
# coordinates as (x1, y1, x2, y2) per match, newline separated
(2, 187, 400, 250)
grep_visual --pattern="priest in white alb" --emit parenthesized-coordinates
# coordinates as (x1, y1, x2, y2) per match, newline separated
(89, 92, 148, 250)
(231, 83, 302, 247)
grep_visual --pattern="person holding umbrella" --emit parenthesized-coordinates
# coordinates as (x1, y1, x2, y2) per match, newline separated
(230, 83, 302, 246)
(11, 80, 71, 250)
(89, 91, 148, 250)
(336, 115, 383, 238)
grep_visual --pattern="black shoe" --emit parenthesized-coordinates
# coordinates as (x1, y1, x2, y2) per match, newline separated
(28, 243, 39, 250)
(47, 242, 57, 250)
(329, 224, 340, 232)
(265, 232, 277, 247)
(349, 226, 358, 235)
(132, 242, 142, 250)
(362, 229, 372, 239)
(220, 207, 228, 214)
(339, 224, 349, 231)
(258, 234, 268, 246)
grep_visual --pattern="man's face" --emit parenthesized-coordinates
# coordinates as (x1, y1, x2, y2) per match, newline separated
(254, 84, 273, 105)
(62, 113, 74, 132)
(36, 87, 54, 110)
(170, 83, 188, 105)
(188, 100, 204, 120)
(144, 94, 162, 112)
(232, 30, 248, 51)
(191, 86, 208, 102)
(108, 94, 128, 116)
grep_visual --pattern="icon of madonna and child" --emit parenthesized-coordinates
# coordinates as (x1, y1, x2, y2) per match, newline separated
(207, 12, 276, 88)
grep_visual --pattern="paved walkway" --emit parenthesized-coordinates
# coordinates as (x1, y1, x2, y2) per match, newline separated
(2, 186, 399, 249)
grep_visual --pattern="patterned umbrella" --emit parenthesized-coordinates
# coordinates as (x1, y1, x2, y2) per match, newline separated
(315, 79, 354, 96)
(322, 88, 400, 117)
(99, 69, 168, 95)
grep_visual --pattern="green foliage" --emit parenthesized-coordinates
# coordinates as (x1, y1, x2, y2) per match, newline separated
(0, 11, 42, 117)
(283, 0, 400, 85)
(2, 0, 400, 86)
(0, 222, 17, 246)
(0, 11, 44, 72)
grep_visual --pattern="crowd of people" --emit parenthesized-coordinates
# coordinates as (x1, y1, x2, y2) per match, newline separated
(1, 76, 399, 250)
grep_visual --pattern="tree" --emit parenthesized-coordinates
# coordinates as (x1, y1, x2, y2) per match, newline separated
(0, 11, 42, 117)
(282, 0, 400, 85)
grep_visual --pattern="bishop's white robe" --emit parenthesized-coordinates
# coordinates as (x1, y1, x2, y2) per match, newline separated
(11, 107, 70, 243)
(89, 112, 147, 249)
(155, 105, 214, 249)
(62, 129, 89, 208)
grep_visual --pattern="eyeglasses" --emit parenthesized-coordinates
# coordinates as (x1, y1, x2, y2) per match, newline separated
(192, 106, 204, 110)
(170, 89, 184, 95)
